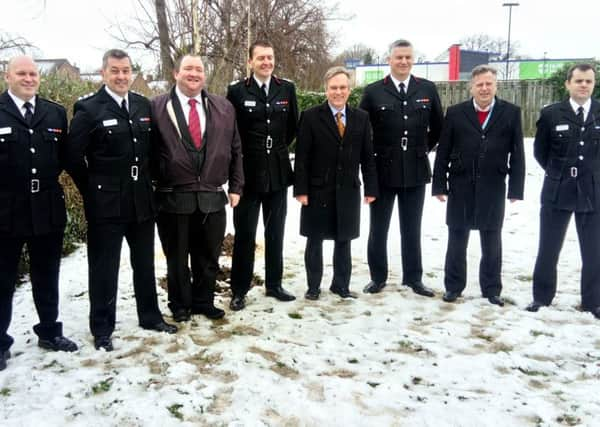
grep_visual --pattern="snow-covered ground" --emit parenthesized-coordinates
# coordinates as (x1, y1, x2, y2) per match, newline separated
(2, 139, 599, 426)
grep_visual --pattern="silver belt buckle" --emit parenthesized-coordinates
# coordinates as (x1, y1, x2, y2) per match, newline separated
(266, 135, 273, 154)
(131, 165, 139, 181)
(401, 137, 408, 151)
(31, 179, 40, 193)
(571, 167, 578, 178)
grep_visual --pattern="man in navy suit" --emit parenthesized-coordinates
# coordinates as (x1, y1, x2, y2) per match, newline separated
(528, 63, 600, 317)
(432, 65, 525, 306)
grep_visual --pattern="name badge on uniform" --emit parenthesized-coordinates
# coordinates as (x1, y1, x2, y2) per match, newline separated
(0, 127, 12, 135)
(103, 119, 118, 127)
(555, 124, 569, 131)
(244, 100, 256, 107)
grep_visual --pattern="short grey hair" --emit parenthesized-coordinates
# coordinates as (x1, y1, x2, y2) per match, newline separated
(102, 49, 131, 70)
(323, 66, 351, 88)
(387, 39, 413, 57)
(471, 65, 497, 79)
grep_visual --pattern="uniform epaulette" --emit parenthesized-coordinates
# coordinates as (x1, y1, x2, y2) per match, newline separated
(78, 92, 95, 101)
(40, 97, 66, 110)
(229, 79, 243, 86)
(274, 76, 294, 84)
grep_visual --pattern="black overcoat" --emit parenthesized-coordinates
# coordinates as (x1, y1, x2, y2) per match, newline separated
(0, 91, 67, 236)
(432, 98, 525, 230)
(294, 103, 378, 240)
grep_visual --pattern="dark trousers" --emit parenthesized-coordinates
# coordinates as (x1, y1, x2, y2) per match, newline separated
(87, 220, 162, 338)
(367, 185, 425, 284)
(305, 237, 351, 291)
(157, 208, 226, 313)
(444, 228, 502, 297)
(533, 205, 600, 310)
(230, 188, 287, 296)
(0, 232, 64, 351)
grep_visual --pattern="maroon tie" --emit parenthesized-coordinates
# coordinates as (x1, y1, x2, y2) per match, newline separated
(188, 98, 202, 149)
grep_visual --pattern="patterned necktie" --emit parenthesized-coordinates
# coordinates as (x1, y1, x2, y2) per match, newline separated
(188, 98, 203, 149)
(577, 106, 584, 125)
(121, 99, 128, 115)
(23, 101, 34, 125)
(335, 111, 345, 138)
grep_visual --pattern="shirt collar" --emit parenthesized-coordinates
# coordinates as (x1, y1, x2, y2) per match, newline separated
(570, 98, 591, 115)
(104, 85, 129, 108)
(8, 90, 36, 112)
(473, 98, 495, 112)
(328, 103, 346, 117)
(390, 74, 410, 91)
(175, 85, 203, 107)
(253, 75, 271, 93)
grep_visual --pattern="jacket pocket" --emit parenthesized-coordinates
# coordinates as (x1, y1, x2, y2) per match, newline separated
(89, 176, 121, 218)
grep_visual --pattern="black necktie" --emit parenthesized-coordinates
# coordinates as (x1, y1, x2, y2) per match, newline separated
(24, 101, 34, 125)
(577, 106, 584, 125)
(121, 99, 129, 115)
(261, 83, 268, 97)
(399, 82, 406, 97)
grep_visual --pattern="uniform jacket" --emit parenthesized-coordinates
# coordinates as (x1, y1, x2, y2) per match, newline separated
(226, 75, 298, 193)
(534, 99, 600, 212)
(151, 89, 243, 197)
(64, 87, 156, 224)
(359, 74, 443, 188)
(293, 103, 378, 241)
(432, 98, 525, 230)
(0, 91, 67, 236)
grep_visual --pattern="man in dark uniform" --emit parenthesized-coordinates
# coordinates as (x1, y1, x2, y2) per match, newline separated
(294, 67, 378, 300)
(360, 39, 443, 296)
(226, 40, 298, 310)
(65, 49, 176, 352)
(151, 54, 244, 322)
(0, 56, 78, 370)
(528, 63, 600, 317)
(432, 65, 525, 306)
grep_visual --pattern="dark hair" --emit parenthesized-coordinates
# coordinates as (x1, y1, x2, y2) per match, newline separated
(249, 40, 274, 59)
(102, 49, 131, 69)
(567, 63, 596, 81)
(173, 54, 203, 72)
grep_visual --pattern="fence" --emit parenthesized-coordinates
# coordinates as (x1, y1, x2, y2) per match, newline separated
(435, 80, 558, 136)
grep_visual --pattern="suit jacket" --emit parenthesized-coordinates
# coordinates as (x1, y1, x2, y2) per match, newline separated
(151, 89, 243, 206)
(432, 98, 525, 230)
(534, 99, 600, 212)
(64, 86, 156, 224)
(294, 103, 378, 241)
(0, 91, 67, 236)
(359, 74, 443, 188)
(227, 75, 298, 192)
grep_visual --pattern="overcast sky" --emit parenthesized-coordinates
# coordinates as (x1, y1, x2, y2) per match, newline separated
(2, 0, 599, 73)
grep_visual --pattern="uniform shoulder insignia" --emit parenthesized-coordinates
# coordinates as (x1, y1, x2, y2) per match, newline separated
(274, 76, 294, 85)
(78, 92, 95, 101)
(38, 97, 66, 110)
(229, 79, 243, 86)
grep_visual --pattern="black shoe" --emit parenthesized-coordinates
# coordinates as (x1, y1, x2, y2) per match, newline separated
(487, 296, 505, 307)
(265, 286, 296, 302)
(38, 335, 78, 352)
(363, 281, 386, 294)
(141, 320, 178, 334)
(94, 336, 114, 352)
(330, 286, 358, 299)
(191, 305, 226, 320)
(443, 291, 461, 303)
(172, 308, 191, 323)
(229, 295, 246, 311)
(0, 350, 10, 371)
(305, 289, 320, 300)
(404, 281, 435, 297)
(525, 301, 546, 312)
(591, 307, 600, 320)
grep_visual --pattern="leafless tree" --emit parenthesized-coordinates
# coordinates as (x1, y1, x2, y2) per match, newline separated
(458, 33, 523, 61)
(0, 33, 37, 57)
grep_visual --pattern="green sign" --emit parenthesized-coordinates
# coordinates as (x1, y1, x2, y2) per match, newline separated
(364, 69, 385, 84)
(519, 61, 568, 79)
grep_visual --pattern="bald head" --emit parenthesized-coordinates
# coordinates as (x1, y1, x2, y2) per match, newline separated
(5, 55, 39, 101)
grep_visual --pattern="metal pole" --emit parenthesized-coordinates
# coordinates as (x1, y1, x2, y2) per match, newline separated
(246, 0, 251, 77)
(503, 3, 519, 80)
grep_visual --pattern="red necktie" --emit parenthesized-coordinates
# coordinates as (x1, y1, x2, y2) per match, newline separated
(188, 98, 202, 149)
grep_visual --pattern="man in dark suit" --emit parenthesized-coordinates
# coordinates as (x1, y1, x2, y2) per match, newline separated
(65, 49, 177, 352)
(226, 40, 298, 310)
(151, 54, 244, 322)
(432, 65, 525, 306)
(0, 56, 77, 370)
(528, 63, 600, 317)
(294, 67, 378, 300)
(360, 39, 443, 296)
